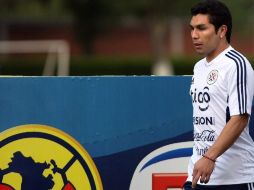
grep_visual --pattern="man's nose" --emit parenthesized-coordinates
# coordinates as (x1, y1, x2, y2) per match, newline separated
(191, 29, 199, 39)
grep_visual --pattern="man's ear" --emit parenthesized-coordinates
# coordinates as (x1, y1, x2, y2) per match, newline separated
(219, 25, 228, 38)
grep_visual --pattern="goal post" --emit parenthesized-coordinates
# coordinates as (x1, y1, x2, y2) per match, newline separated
(0, 40, 70, 76)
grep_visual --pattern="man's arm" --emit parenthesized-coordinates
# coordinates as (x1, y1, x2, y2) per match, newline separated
(192, 114, 249, 188)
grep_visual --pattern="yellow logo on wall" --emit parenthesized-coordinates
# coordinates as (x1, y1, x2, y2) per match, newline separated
(0, 124, 103, 190)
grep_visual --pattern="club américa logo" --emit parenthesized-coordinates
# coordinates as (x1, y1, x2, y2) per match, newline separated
(0, 124, 103, 190)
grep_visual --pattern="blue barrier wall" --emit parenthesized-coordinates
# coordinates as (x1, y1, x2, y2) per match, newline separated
(3, 76, 251, 189)
(0, 76, 193, 157)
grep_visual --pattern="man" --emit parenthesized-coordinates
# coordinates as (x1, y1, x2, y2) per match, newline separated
(184, 0, 254, 189)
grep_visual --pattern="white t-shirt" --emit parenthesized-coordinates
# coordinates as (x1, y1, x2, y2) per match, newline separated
(187, 46, 254, 185)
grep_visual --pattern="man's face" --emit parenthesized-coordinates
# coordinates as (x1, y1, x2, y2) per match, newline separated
(189, 14, 221, 57)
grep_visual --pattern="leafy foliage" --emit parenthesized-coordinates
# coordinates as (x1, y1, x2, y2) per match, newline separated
(0, 0, 253, 54)
(0, 0, 71, 19)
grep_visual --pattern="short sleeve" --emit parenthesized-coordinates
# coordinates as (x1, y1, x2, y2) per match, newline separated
(228, 58, 254, 116)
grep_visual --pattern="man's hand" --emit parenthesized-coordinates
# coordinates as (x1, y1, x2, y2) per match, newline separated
(192, 156, 215, 188)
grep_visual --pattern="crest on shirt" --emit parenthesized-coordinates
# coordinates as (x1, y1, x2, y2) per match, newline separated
(207, 70, 218, 85)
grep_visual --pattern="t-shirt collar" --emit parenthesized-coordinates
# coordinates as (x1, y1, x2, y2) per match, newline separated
(205, 45, 233, 66)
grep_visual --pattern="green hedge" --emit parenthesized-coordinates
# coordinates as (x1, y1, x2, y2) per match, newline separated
(70, 56, 152, 76)
(1, 56, 252, 76)
(0, 58, 45, 76)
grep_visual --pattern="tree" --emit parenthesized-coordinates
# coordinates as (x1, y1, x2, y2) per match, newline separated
(1, 0, 253, 73)
(108, 0, 198, 75)
(63, 0, 115, 55)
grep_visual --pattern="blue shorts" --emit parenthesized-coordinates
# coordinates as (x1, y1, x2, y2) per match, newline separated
(183, 181, 254, 190)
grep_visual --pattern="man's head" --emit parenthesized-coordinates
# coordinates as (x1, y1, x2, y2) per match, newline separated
(191, 0, 232, 43)
(189, 0, 232, 60)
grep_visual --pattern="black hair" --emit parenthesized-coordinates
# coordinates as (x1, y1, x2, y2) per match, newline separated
(191, 0, 232, 43)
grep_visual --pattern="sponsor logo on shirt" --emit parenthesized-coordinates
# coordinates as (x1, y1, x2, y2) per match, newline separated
(193, 116, 215, 125)
(194, 130, 216, 156)
(190, 87, 210, 111)
(194, 130, 216, 142)
(195, 145, 209, 156)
